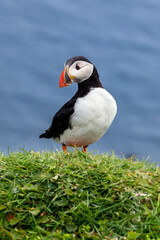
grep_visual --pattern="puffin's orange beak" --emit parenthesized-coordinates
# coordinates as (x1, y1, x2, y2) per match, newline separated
(59, 66, 74, 88)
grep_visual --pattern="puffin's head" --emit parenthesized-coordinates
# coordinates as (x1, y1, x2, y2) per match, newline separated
(59, 56, 95, 88)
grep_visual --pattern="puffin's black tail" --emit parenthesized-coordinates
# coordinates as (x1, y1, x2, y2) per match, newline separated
(39, 130, 52, 139)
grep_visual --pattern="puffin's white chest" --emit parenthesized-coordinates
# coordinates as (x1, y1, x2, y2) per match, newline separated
(59, 88, 117, 147)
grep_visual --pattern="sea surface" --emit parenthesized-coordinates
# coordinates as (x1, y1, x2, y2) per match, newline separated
(0, 0, 160, 163)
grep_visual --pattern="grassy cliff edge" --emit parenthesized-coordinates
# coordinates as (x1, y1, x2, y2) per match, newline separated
(0, 150, 160, 240)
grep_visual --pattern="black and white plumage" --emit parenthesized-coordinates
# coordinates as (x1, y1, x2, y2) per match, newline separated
(39, 56, 117, 153)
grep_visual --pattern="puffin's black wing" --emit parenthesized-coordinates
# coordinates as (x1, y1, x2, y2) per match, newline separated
(39, 81, 96, 140)
(39, 97, 76, 140)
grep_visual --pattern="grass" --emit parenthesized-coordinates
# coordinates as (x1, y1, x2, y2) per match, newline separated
(0, 149, 160, 240)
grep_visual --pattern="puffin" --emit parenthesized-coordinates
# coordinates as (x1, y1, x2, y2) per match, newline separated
(39, 56, 117, 153)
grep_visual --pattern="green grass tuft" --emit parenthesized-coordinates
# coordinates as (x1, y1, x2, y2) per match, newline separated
(0, 149, 160, 240)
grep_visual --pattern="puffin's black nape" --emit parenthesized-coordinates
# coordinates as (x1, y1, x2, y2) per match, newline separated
(92, 65, 99, 79)
(65, 56, 92, 67)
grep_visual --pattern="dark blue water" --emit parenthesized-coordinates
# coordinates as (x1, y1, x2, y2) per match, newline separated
(0, 0, 160, 163)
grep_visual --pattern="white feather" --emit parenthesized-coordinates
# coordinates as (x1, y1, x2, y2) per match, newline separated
(59, 88, 117, 147)
(69, 60, 94, 82)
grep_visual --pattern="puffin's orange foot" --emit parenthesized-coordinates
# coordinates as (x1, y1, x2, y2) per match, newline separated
(82, 146, 88, 153)
(62, 145, 67, 154)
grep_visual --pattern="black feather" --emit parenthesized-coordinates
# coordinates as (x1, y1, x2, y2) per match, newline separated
(39, 130, 52, 139)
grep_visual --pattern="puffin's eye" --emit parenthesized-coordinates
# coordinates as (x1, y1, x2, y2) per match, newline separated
(76, 64, 80, 70)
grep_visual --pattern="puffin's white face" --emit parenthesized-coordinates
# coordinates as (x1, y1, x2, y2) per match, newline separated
(68, 60, 94, 83)
(59, 57, 94, 88)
